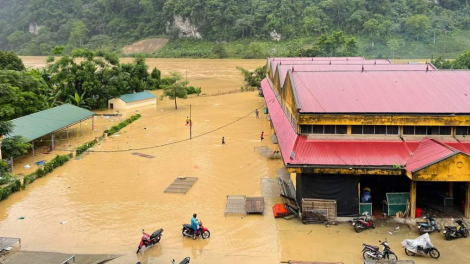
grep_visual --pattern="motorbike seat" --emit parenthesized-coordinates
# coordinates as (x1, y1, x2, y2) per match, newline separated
(445, 226, 457, 230)
(183, 224, 192, 229)
(150, 229, 163, 238)
(364, 244, 379, 250)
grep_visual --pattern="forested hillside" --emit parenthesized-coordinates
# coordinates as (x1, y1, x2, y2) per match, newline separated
(1, 0, 470, 58)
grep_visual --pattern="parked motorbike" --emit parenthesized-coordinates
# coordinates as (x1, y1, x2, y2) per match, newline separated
(362, 239, 398, 261)
(182, 221, 211, 239)
(349, 212, 375, 233)
(418, 215, 440, 235)
(136, 229, 163, 253)
(402, 233, 440, 259)
(172, 257, 190, 264)
(444, 218, 469, 240)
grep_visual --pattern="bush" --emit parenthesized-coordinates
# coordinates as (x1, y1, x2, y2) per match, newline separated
(104, 114, 141, 136)
(76, 139, 97, 156)
(0, 179, 21, 201)
(186, 86, 202, 95)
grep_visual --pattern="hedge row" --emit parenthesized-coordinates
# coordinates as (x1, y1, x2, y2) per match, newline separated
(0, 179, 21, 201)
(76, 139, 97, 156)
(23, 154, 72, 188)
(104, 114, 141, 136)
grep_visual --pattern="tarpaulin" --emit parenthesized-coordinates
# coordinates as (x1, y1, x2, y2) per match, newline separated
(296, 174, 360, 217)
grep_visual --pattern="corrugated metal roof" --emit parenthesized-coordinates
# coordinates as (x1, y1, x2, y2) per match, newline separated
(269, 59, 390, 75)
(277, 63, 435, 87)
(291, 138, 413, 166)
(5, 104, 95, 142)
(405, 139, 459, 172)
(261, 79, 298, 162)
(292, 71, 470, 114)
(119, 91, 156, 103)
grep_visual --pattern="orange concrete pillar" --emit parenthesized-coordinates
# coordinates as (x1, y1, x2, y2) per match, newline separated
(410, 180, 417, 218)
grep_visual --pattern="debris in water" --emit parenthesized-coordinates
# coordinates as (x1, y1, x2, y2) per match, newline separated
(61, 221, 68, 224)
(17, 217, 25, 220)
(24, 164, 31, 169)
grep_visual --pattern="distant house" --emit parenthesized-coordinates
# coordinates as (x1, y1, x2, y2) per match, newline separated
(108, 91, 156, 110)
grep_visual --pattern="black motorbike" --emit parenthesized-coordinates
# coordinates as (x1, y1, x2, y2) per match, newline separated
(444, 218, 469, 240)
(418, 215, 440, 235)
(172, 257, 190, 264)
(362, 240, 398, 261)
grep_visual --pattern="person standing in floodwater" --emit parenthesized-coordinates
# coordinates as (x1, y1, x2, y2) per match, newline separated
(255, 109, 259, 119)
(186, 116, 190, 125)
(222, 137, 225, 145)
(260, 131, 264, 142)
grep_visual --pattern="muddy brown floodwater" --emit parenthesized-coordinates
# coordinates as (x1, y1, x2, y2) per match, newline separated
(1, 57, 469, 264)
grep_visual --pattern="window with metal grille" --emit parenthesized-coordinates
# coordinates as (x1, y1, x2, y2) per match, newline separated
(300, 125, 347, 134)
(402, 126, 451, 135)
(351, 125, 399, 135)
(456, 127, 470, 135)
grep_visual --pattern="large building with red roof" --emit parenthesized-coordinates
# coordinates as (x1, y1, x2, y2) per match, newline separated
(263, 57, 470, 219)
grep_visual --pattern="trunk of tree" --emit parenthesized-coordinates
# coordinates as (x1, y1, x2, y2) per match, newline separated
(433, 30, 436, 44)
(174, 97, 178, 109)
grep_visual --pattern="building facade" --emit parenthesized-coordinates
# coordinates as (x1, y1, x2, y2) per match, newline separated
(108, 91, 157, 110)
(263, 57, 470, 218)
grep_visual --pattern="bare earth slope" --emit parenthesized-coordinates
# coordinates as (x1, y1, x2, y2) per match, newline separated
(122, 38, 169, 54)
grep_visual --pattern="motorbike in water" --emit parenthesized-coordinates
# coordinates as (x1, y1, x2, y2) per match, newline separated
(349, 212, 375, 233)
(417, 215, 440, 235)
(444, 218, 469, 240)
(136, 229, 163, 253)
(402, 233, 440, 259)
(362, 239, 398, 261)
(182, 221, 211, 239)
(172, 257, 190, 264)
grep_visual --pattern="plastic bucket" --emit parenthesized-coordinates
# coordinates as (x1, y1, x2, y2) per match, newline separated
(416, 208, 422, 218)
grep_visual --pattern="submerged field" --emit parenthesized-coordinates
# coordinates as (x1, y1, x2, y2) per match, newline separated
(1, 58, 469, 264)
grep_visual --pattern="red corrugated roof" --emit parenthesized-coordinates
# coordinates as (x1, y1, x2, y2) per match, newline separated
(293, 71, 470, 114)
(405, 139, 459, 172)
(291, 138, 413, 166)
(269, 59, 391, 76)
(261, 79, 298, 162)
(277, 64, 435, 87)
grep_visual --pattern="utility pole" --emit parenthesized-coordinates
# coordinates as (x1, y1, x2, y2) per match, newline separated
(190, 104, 192, 140)
(443, 30, 447, 60)
(186, 69, 188, 82)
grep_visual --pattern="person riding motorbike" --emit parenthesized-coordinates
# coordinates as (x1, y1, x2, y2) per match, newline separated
(191, 213, 202, 240)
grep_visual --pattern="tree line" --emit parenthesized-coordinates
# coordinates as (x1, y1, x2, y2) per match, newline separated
(0, 48, 201, 174)
(0, 0, 469, 56)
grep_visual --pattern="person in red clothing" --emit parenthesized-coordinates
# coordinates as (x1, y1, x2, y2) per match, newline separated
(260, 131, 264, 142)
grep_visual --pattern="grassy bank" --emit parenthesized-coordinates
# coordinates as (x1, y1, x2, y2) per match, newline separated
(147, 31, 470, 60)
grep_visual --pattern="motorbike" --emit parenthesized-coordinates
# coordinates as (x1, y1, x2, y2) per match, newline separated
(136, 229, 163, 253)
(349, 212, 375, 233)
(444, 218, 469, 240)
(172, 257, 190, 264)
(418, 215, 440, 235)
(402, 233, 440, 259)
(362, 239, 398, 261)
(182, 221, 211, 239)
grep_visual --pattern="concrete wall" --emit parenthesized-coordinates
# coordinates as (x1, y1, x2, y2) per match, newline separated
(108, 98, 156, 110)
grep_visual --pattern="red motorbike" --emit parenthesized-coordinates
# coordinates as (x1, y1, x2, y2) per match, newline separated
(349, 212, 375, 233)
(182, 221, 211, 239)
(136, 228, 163, 253)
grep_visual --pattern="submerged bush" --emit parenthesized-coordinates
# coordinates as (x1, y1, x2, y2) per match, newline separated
(104, 114, 141, 136)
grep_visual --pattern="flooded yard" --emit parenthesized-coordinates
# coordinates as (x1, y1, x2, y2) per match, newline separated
(1, 58, 469, 264)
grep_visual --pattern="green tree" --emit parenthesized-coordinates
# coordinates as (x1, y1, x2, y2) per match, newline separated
(1, 136, 30, 172)
(162, 72, 189, 109)
(387, 39, 400, 59)
(67, 92, 90, 109)
(453, 50, 470, 69)
(212, 44, 227, 58)
(363, 19, 380, 47)
(67, 21, 89, 49)
(406, 14, 431, 40)
(0, 50, 25, 71)
(0, 121, 13, 137)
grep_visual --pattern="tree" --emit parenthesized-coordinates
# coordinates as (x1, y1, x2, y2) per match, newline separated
(387, 39, 400, 59)
(453, 50, 470, 69)
(161, 72, 189, 109)
(363, 19, 380, 47)
(406, 14, 431, 40)
(0, 121, 13, 137)
(0, 50, 25, 71)
(1, 136, 30, 172)
(212, 44, 227, 58)
(67, 92, 91, 109)
(67, 21, 89, 49)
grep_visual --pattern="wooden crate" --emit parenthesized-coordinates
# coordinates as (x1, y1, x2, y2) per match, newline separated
(301, 199, 337, 224)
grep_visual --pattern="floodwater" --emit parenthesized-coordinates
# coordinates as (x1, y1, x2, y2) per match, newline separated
(1, 57, 469, 264)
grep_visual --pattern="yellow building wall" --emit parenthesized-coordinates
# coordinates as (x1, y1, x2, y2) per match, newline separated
(411, 153, 470, 182)
(108, 98, 127, 110)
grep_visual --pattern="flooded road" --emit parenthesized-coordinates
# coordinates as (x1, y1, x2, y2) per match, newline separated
(2, 57, 470, 264)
